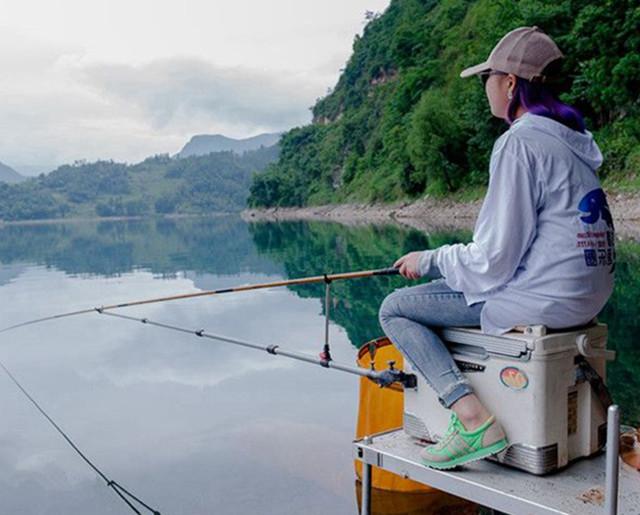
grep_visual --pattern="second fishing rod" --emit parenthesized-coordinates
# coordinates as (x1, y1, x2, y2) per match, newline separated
(2, 265, 414, 387)
(98, 310, 417, 388)
(97, 265, 414, 388)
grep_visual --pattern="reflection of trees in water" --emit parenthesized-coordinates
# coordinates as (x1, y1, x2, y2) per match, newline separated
(2, 216, 638, 424)
(249, 220, 472, 348)
(249, 221, 640, 425)
(599, 240, 640, 425)
(0, 216, 280, 278)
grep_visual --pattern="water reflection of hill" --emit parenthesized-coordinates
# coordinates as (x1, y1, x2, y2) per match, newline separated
(599, 240, 640, 424)
(0, 217, 281, 278)
(0, 264, 28, 287)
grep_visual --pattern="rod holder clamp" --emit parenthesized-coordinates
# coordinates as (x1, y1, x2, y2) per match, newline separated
(195, 329, 204, 337)
(319, 348, 333, 362)
(266, 345, 279, 355)
(400, 373, 417, 389)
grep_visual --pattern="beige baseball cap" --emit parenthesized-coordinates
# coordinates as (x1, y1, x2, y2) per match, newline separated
(460, 26, 564, 81)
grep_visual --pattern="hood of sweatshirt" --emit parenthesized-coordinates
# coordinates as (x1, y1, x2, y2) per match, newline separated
(512, 112, 603, 171)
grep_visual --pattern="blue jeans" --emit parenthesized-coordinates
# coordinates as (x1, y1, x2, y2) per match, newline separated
(378, 279, 484, 408)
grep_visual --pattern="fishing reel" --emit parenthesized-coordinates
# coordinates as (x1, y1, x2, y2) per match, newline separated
(371, 360, 417, 389)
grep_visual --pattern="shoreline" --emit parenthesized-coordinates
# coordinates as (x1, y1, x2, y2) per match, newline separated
(242, 192, 640, 241)
(0, 211, 236, 228)
(1, 196, 638, 240)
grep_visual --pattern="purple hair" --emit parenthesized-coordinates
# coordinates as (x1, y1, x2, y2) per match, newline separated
(507, 78, 586, 133)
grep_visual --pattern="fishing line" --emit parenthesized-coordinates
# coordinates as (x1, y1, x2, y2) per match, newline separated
(0, 360, 162, 515)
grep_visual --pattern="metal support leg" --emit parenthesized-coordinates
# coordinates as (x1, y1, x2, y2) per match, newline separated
(361, 461, 372, 515)
(605, 405, 620, 515)
(324, 280, 331, 354)
(360, 435, 373, 515)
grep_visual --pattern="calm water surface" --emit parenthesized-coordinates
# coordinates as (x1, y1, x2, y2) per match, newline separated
(0, 216, 638, 514)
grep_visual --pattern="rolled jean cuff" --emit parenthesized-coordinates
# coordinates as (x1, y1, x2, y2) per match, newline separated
(439, 381, 473, 408)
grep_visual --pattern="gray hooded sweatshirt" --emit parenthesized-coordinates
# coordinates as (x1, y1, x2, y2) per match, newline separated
(425, 112, 615, 335)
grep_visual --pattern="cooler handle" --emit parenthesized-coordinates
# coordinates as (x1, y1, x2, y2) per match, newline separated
(576, 334, 616, 361)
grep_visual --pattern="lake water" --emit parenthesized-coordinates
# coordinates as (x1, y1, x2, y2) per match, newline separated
(0, 216, 638, 514)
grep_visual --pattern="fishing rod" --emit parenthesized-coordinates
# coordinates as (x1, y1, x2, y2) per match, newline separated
(0, 264, 409, 512)
(98, 310, 417, 388)
(0, 267, 400, 334)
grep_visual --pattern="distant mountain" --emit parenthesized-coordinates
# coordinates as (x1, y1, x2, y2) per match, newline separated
(0, 161, 25, 184)
(178, 133, 281, 158)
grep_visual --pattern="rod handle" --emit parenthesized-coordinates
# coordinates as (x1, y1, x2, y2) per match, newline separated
(374, 267, 400, 276)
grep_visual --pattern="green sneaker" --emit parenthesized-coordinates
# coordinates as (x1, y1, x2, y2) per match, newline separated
(420, 412, 508, 470)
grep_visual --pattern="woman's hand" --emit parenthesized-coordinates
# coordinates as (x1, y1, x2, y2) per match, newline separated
(394, 251, 424, 280)
(394, 250, 442, 280)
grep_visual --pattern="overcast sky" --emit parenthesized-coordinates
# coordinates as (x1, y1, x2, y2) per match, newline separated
(0, 0, 390, 174)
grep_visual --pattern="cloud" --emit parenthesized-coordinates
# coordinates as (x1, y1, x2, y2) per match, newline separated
(0, 53, 322, 170)
(0, 0, 391, 170)
(77, 57, 317, 133)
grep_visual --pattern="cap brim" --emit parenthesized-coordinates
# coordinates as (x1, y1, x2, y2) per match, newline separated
(460, 61, 491, 78)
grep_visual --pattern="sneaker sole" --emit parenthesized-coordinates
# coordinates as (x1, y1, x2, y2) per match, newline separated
(421, 438, 509, 470)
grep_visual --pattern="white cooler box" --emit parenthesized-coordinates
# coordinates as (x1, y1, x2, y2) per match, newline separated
(403, 323, 615, 475)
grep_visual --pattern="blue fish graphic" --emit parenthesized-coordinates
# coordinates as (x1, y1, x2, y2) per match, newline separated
(578, 188, 613, 229)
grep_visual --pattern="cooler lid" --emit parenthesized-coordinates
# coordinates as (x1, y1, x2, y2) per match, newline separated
(440, 323, 608, 359)
(440, 328, 531, 359)
(529, 323, 607, 355)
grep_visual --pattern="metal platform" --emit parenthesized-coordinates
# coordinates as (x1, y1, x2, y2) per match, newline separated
(354, 406, 640, 515)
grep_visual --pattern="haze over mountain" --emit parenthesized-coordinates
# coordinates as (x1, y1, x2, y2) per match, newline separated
(0, 161, 24, 184)
(178, 133, 282, 158)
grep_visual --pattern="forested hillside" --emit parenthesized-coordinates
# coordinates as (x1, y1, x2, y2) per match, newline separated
(249, 0, 639, 207)
(0, 145, 278, 222)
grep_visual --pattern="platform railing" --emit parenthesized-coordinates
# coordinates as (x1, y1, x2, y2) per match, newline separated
(605, 405, 620, 515)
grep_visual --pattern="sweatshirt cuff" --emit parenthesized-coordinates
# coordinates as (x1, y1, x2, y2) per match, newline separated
(418, 250, 443, 279)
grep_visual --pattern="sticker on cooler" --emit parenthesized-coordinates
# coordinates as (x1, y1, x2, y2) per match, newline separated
(500, 366, 529, 390)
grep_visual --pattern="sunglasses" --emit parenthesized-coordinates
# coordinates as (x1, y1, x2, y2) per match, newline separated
(479, 70, 508, 86)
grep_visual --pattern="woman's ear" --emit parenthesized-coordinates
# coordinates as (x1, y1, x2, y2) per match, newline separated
(506, 73, 517, 100)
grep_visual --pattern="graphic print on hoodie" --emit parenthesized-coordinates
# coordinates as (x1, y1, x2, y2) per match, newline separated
(577, 188, 615, 273)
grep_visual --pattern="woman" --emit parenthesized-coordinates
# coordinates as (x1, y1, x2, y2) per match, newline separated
(379, 26, 615, 470)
